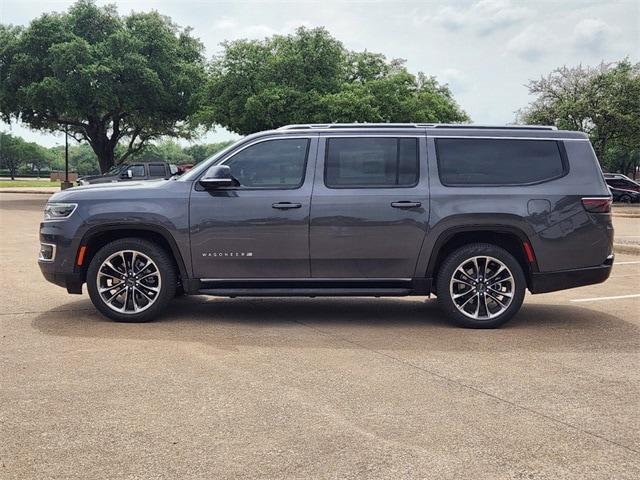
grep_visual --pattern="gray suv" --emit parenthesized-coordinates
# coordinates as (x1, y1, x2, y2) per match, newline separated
(39, 124, 614, 328)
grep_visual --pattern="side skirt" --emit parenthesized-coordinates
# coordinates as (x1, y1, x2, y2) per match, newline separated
(196, 278, 432, 297)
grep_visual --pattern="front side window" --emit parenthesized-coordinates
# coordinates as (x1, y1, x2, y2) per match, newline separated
(129, 165, 145, 178)
(436, 138, 566, 186)
(148, 164, 166, 177)
(224, 138, 309, 188)
(325, 138, 419, 188)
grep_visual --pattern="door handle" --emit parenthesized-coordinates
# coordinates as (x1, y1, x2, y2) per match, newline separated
(272, 202, 302, 209)
(391, 201, 422, 208)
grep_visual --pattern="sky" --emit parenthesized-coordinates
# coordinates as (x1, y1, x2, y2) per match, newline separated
(0, 0, 638, 147)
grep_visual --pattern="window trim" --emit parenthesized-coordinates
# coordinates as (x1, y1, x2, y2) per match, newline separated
(323, 136, 421, 190)
(199, 137, 312, 191)
(434, 137, 569, 188)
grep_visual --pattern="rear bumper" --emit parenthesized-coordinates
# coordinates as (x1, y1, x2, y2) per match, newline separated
(529, 256, 613, 294)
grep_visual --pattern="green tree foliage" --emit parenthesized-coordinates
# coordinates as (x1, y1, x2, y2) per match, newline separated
(0, 0, 207, 173)
(49, 143, 101, 175)
(183, 141, 234, 163)
(128, 139, 234, 164)
(518, 60, 640, 176)
(204, 27, 469, 134)
(0, 132, 52, 179)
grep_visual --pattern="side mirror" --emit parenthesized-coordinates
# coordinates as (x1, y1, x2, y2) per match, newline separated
(199, 165, 238, 189)
(121, 169, 133, 179)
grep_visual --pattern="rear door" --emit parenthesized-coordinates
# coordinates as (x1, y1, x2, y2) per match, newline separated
(310, 135, 429, 278)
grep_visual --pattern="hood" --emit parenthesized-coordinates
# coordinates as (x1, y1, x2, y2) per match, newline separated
(78, 174, 104, 181)
(48, 179, 173, 202)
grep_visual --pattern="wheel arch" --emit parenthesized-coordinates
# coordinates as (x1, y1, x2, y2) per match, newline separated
(76, 224, 190, 285)
(425, 225, 538, 292)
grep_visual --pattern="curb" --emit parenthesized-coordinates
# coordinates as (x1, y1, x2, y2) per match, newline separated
(0, 189, 59, 195)
(612, 214, 640, 219)
(614, 243, 640, 256)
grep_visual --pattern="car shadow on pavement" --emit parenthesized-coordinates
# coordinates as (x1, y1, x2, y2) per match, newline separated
(31, 296, 639, 353)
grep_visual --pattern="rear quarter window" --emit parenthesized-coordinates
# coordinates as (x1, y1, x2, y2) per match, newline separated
(435, 138, 567, 186)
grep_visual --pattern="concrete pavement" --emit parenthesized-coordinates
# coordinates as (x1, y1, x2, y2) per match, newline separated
(1, 194, 639, 479)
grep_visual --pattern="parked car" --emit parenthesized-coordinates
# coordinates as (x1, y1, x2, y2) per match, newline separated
(39, 124, 613, 328)
(604, 173, 640, 193)
(609, 186, 640, 203)
(177, 163, 194, 175)
(77, 162, 178, 185)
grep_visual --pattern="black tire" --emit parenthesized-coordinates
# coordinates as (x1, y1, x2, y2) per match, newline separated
(436, 243, 526, 328)
(87, 238, 176, 322)
(620, 194, 632, 204)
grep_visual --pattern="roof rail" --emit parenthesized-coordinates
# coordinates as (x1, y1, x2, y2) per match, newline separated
(277, 123, 557, 131)
(277, 123, 435, 130)
(431, 124, 557, 131)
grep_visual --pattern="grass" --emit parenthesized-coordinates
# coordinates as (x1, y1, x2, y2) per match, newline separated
(0, 180, 61, 188)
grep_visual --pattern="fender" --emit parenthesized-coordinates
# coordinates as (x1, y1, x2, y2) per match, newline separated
(76, 222, 191, 282)
(415, 217, 539, 279)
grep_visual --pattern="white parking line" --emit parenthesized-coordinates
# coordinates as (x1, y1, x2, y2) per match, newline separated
(614, 261, 640, 265)
(571, 294, 640, 303)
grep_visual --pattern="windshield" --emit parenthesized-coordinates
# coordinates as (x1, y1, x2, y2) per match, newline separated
(178, 140, 242, 181)
(104, 164, 126, 176)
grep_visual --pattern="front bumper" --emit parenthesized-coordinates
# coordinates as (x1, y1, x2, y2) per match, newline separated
(529, 255, 614, 294)
(38, 217, 86, 294)
(39, 266, 84, 294)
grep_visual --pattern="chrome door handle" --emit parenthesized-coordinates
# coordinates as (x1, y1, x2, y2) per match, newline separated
(391, 201, 422, 208)
(272, 202, 302, 209)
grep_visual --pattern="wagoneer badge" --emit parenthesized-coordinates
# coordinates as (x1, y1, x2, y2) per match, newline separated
(202, 252, 253, 257)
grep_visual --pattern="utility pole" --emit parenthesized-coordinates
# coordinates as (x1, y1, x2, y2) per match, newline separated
(61, 124, 72, 190)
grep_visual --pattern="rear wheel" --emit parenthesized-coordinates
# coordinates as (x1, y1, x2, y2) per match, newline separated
(87, 238, 176, 322)
(620, 194, 632, 204)
(437, 243, 526, 328)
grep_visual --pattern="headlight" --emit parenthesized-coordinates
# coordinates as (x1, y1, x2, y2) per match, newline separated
(44, 203, 77, 221)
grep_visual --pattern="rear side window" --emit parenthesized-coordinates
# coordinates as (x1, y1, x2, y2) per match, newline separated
(435, 138, 566, 186)
(325, 138, 419, 188)
(148, 164, 166, 177)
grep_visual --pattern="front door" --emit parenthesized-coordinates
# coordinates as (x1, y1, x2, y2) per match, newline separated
(310, 136, 429, 278)
(190, 136, 317, 279)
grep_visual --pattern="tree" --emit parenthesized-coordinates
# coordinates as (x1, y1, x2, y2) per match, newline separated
(184, 141, 234, 163)
(203, 27, 469, 134)
(0, 132, 51, 179)
(0, 133, 23, 179)
(49, 143, 101, 175)
(132, 139, 193, 164)
(518, 60, 640, 176)
(0, 0, 207, 173)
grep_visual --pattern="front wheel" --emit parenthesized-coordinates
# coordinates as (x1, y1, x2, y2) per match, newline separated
(87, 238, 176, 322)
(620, 194, 632, 204)
(436, 243, 526, 328)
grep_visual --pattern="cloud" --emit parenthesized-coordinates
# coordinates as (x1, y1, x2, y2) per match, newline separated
(507, 26, 555, 62)
(428, 0, 533, 36)
(572, 18, 612, 51)
(210, 16, 311, 41)
(213, 16, 239, 30)
(439, 68, 469, 94)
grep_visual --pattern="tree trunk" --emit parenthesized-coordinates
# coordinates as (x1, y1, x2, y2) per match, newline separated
(88, 137, 116, 174)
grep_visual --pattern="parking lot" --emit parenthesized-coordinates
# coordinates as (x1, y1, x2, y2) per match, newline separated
(1, 193, 639, 479)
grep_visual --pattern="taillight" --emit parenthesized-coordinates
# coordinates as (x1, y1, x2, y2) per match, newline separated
(582, 197, 612, 213)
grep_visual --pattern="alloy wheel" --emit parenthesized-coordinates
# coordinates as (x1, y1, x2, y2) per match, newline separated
(449, 255, 515, 320)
(97, 250, 162, 314)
